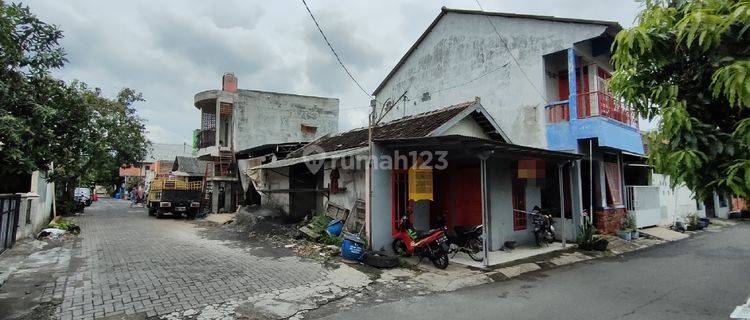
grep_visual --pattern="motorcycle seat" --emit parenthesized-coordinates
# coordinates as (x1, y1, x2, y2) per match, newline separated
(454, 225, 482, 236)
(414, 228, 442, 240)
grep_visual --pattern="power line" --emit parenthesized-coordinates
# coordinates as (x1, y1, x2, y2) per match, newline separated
(301, 0, 372, 98)
(474, 0, 548, 103)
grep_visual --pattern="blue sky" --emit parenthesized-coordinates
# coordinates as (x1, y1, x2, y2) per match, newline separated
(22, 0, 644, 144)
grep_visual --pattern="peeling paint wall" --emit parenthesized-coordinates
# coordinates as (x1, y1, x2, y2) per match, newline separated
(17, 171, 55, 240)
(232, 90, 339, 151)
(323, 162, 365, 212)
(259, 167, 290, 213)
(375, 12, 608, 148)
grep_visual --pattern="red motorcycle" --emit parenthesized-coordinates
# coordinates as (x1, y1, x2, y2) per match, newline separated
(391, 216, 450, 269)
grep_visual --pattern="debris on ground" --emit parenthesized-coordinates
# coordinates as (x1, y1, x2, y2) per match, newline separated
(37, 218, 80, 240)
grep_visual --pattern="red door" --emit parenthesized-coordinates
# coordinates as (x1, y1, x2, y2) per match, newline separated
(455, 166, 482, 227)
(512, 179, 527, 230)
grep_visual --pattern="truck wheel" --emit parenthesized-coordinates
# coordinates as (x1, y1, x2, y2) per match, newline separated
(187, 212, 196, 220)
(147, 205, 156, 216)
(156, 208, 165, 219)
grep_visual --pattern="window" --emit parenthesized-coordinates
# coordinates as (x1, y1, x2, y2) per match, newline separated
(26, 199, 32, 224)
(718, 193, 727, 207)
(512, 179, 527, 230)
(696, 200, 703, 210)
(301, 124, 318, 136)
(604, 162, 623, 206)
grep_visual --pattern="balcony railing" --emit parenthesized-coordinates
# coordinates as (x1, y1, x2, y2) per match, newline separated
(198, 129, 216, 149)
(545, 90, 639, 128)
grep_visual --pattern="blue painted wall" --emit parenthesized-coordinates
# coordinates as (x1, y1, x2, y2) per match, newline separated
(546, 117, 644, 154)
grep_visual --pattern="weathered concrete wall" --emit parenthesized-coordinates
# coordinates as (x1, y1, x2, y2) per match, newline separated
(713, 193, 731, 219)
(375, 12, 607, 148)
(652, 173, 706, 225)
(16, 171, 54, 240)
(370, 143, 393, 252)
(323, 162, 365, 212)
(232, 90, 339, 151)
(487, 159, 511, 250)
(259, 167, 290, 213)
(441, 116, 489, 138)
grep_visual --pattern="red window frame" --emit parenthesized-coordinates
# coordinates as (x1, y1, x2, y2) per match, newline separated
(512, 179, 527, 231)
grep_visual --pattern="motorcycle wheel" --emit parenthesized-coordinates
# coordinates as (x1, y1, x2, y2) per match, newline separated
(466, 238, 484, 262)
(431, 250, 449, 269)
(391, 239, 411, 257)
(534, 232, 543, 247)
(545, 231, 555, 245)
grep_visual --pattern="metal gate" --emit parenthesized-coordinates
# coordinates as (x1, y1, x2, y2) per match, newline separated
(0, 194, 21, 254)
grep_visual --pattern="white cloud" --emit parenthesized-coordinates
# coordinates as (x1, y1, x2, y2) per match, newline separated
(20, 0, 641, 142)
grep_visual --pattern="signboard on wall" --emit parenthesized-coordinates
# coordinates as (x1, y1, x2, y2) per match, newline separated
(408, 165, 433, 201)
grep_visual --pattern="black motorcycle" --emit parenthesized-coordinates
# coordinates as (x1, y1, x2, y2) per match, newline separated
(436, 217, 484, 262)
(529, 206, 556, 247)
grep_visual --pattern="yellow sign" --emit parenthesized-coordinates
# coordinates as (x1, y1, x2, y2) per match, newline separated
(408, 165, 433, 201)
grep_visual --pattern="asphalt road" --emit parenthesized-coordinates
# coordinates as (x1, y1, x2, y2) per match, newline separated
(323, 222, 750, 320)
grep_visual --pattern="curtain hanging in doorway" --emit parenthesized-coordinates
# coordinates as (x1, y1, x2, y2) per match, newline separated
(604, 162, 623, 206)
(408, 164, 433, 201)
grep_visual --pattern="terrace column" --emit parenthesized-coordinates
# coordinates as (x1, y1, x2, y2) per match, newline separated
(567, 48, 578, 122)
(479, 152, 491, 268)
(558, 163, 566, 248)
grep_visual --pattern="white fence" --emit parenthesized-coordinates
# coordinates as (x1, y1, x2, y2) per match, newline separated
(624, 185, 661, 228)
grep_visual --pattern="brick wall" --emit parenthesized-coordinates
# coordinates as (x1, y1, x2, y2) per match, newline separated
(595, 207, 627, 234)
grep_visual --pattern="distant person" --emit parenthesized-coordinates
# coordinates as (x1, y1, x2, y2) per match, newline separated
(129, 188, 137, 207)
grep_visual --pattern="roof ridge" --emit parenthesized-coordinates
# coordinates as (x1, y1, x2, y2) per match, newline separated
(440, 7, 620, 27)
(330, 100, 476, 137)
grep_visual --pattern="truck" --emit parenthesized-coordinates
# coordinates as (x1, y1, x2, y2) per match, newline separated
(146, 178, 202, 219)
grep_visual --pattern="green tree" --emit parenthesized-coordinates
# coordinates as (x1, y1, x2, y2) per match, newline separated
(50, 84, 150, 212)
(0, 2, 149, 211)
(609, 0, 750, 198)
(0, 2, 66, 175)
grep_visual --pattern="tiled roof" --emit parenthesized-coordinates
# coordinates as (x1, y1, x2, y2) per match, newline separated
(287, 101, 474, 158)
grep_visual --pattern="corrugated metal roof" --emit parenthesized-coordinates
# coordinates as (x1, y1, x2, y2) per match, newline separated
(251, 147, 368, 170)
(172, 156, 213, 176)
(145, 143, 194, 162)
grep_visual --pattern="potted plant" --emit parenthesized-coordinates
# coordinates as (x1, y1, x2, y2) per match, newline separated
(625, 215, 639, 239)
(619, 229, 633, 240)
(619, 214, 635, 240)
(577, 219, 608, 251)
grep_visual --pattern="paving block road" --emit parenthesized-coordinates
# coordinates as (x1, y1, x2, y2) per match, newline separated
(0, 198, 331, 320)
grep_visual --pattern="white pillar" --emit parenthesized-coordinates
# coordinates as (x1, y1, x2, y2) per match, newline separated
(479, 153, 490, 267)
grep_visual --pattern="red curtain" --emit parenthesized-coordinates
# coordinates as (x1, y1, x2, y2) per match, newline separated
(604, 162, 623, 206)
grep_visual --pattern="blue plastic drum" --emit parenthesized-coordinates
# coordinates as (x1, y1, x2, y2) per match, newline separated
(326, 219, 343, 237)
(341, 233, 365, 261)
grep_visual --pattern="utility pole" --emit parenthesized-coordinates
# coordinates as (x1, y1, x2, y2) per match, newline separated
(366, 99, 376, 247)
(364, 91, 406, 248)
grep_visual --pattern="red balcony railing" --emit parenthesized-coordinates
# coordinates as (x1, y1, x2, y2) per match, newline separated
(545, 90, 638, 128)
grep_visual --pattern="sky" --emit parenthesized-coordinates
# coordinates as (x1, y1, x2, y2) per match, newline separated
(21, 0, 644, 144)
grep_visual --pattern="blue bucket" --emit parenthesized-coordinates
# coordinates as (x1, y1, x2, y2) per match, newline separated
(341, 233, 365, 261)
(326, 219, 344, 237)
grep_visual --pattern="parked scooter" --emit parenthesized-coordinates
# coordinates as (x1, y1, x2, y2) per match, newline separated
(392, 216, 451, 269)
(528, 206, 556, 247)
(435, 216, 483, 262)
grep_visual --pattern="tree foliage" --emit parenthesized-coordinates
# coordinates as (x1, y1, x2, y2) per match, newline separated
(609, 0, 750, 198)
(0, 3, 149, 201)
(0, 3, 66, 174)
